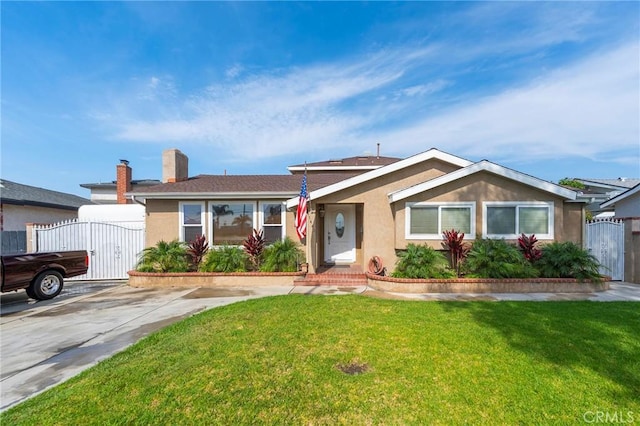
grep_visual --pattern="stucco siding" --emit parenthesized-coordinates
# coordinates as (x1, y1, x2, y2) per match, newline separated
(145, 199, 180, 247)
(392, 172, 580, 249)
(615, 193, 640, 218)
(308, 159, 461, 272)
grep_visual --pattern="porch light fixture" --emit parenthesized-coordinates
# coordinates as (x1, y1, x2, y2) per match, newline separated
(319, 205, 325, 218)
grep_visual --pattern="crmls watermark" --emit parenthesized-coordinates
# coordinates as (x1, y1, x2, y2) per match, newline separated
(583, 410, 635, 424)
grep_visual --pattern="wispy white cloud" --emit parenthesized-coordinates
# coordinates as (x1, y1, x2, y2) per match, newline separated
(93, 2, 638, 168)
(373, 42, 639, 164)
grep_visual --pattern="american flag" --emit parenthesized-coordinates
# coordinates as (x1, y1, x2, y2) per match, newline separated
(294, 173, 308, 240)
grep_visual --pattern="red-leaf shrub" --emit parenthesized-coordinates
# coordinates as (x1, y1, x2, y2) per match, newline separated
(441, 229, 470, 277)
(518, 233, 542, 262)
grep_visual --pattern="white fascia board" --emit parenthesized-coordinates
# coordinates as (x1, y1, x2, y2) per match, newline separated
(601, 183, 640, 208)
(128, 192, 297, 200)
(388, 160, 578, 203)
(286, 148, 472, 208)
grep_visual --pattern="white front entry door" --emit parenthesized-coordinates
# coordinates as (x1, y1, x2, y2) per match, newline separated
(324, 204, 356, 264)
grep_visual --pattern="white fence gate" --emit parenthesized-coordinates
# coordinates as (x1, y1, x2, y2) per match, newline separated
(585, 219, 624, 281)
(33, 219, 145, 280)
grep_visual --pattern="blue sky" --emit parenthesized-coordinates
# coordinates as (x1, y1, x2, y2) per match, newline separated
(2, 2, 639, 198)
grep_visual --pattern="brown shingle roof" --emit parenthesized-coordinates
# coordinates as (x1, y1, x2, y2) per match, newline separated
(289, 155, 401, 169)
(131, 173, 359, 196)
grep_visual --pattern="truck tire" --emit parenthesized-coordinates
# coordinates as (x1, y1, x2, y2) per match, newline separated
(29, 270, 64, 300)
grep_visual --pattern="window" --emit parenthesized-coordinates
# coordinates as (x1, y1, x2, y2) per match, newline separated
(210, 202, 254, 245)
(260, 202, 285, 244)
(406, 202, 474, 239)
(484, 202, 553, 239)
(180, 202, 205, 243)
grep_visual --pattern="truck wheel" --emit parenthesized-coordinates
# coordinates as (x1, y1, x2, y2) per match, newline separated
(30, 270, 64, 300)
(25, 286, 36, 299)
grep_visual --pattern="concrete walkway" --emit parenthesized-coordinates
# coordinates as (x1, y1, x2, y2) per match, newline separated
(1, 281, 638, 412)
(364, 282, 640, 302)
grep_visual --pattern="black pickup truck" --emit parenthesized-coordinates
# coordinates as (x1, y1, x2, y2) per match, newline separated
(0, 251, 89, 300)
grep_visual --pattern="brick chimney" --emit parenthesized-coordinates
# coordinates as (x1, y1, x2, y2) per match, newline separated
(116, 159, 132, 204)
(163, 149, 189, 183)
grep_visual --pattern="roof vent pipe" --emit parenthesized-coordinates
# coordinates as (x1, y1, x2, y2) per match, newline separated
(377, 143, 380, 159)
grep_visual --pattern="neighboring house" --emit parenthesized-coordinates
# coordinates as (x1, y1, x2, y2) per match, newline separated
(570, 178, 640, 217)
(600, 183, 640, 218)
(131, 148, 583, 274)
(0, 179, 91, 252)
(81, 160, 160, 204)
(599, 184, 640, 284)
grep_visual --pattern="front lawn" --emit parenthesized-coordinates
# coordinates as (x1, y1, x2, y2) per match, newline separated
(3, 296, 639, 424)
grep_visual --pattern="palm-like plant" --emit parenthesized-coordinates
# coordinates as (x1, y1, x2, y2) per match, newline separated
(536, 242, 602, 281)
(392, 244, 454, 279)
(200, 246, 248, 273)
(465, 239, 538, 279)
(261, 237, 304, 272)
(137, 240, 189, 273)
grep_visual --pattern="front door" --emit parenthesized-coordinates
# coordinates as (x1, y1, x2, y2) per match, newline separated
(324, 204, 356, 264)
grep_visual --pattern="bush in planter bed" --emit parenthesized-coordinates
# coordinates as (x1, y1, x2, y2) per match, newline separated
(392, 244, 455, 279)
(464, 238, 538, 279)
(200, 246, 248, 273)
(260, 237, 304, 273)
(536, 241, 602, 281)
(137, 240, 190, 273)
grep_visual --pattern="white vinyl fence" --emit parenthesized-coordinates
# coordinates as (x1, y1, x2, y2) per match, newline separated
(32, 219, 145, 280)
(585, 219, 624, 281)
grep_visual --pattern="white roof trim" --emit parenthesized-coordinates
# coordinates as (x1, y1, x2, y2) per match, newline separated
(387, 160, 577, 203)
(601, 183, 640, 208)
(286, 148, 472, 208)
(128, 191, 297, 200)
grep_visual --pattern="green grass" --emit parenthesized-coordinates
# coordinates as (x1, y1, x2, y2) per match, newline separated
(3, 296, 639, 425)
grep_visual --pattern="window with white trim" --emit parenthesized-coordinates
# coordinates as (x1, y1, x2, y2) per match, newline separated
(406, 202, 475, 239)
(179, 202, 206, 243)
(483, 202, 553, 239)
(209, 202, 255, 246)
(208, 201, 287, 246)
(260, 202, 285, 244)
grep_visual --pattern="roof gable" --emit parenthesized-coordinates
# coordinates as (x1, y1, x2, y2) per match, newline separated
(286, 148, 472, 208)
(388, 160, 577, 203)
(600, 183, 640, 208)
(0, 179, 91, 210)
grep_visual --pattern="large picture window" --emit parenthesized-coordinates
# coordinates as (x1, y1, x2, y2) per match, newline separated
(484, 202, 553, 239)
(210, 202, 254, 245)
(180, 202, 205, 243)
(406, 202, 474, 239)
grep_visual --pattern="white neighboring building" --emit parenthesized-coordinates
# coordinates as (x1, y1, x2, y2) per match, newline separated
(601, 184, 640, 218)
(79, 204, 145, 222)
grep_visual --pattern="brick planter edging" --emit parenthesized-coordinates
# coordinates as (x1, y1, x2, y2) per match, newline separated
(366, 273, 610, 293)
(128, 271, 305, 288)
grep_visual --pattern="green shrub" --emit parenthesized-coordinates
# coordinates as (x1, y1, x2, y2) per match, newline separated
(464, 239, 538, 279)
(536, 242, 602, 281)
(261, 237, 304, 272)
(137, 240, 189, 273)
(392, 244, 455, 279)
(200, 246, 248, 272)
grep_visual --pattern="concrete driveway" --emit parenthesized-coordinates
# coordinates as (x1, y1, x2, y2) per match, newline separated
(0, 281, 302, 411)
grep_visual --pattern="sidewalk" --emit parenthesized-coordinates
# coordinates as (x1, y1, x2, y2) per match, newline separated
(360, 282, 640, 302)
